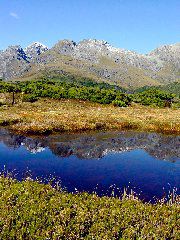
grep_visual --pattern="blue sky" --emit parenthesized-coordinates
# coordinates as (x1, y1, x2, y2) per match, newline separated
(0, 0, 179, 53)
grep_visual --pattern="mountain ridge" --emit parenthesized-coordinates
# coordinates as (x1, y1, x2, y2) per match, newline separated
(0, 39, 179, 88)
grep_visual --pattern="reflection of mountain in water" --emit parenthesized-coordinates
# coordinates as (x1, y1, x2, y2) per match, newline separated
(0, 128, 45, 154)
(0, 128, 179, 162)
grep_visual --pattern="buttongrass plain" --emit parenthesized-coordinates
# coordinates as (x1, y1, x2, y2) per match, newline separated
(0, 98, 180, 135)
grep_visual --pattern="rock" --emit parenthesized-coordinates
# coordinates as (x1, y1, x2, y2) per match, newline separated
(52, 40, 76, 55)
(24, 42, 48, 60)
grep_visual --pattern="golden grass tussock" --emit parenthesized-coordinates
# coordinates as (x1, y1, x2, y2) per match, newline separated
(0, 98, 180, 134)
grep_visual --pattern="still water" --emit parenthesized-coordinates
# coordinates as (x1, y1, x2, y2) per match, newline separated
(0, 128, 179, 202)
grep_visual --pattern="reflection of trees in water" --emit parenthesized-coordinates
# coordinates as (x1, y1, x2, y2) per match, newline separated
(0, 128, 179, 161)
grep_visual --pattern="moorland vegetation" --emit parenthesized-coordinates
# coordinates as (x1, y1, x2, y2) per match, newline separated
(0, 76, 179, 134)
(0, 175, 179, 239)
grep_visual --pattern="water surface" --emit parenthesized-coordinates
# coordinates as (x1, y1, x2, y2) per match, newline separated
(0, 128, 179, 202)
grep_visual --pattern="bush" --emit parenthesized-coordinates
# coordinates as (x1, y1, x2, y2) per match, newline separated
(22, 94, 39, 103)
(132, 89, 175, 108)
(112, 100, 127, 107)
(0, 77, 178, 108)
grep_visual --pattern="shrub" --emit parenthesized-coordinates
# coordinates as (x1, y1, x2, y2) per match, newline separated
(112, 100, 127, 107)
(22, 94, 39, 103)
(132, 89, 175, 108)
(0, 77, 178, 108)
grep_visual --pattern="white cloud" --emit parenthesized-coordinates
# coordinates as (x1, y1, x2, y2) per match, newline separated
(10, 12, 19, 19)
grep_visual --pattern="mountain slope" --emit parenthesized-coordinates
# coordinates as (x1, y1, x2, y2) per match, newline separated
(0, 45, 30, 80)
(0, 39, 179, 88)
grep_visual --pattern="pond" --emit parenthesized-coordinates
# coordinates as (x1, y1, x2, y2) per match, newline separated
(0, 128, 179, 202)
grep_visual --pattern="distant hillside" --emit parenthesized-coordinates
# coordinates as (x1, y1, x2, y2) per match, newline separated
(0, 39, 180, 88)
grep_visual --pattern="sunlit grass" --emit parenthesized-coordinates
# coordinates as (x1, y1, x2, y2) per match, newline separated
(0, 98, 180, 134)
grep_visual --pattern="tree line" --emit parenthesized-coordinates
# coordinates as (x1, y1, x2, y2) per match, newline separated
(0, 77, 177, 108)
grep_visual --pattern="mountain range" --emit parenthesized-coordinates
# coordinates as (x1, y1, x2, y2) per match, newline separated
(0, 39, 179, 88)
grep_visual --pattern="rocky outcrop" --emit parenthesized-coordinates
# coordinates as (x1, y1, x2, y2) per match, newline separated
(148, 43, 180, 69)
(72, 39, 163, 72)
(24, 42, 48, 60)
(0, 46, 30, 79)
(52, 40, 76, 55)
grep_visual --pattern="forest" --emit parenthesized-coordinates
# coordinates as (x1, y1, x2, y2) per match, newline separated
(0, 76, 179, 108)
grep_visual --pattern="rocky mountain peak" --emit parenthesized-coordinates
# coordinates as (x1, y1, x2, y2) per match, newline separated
(148, 43, 180, 68)
(5, 45, 21, 51)
(78, 39, 109, 46)
(52, 40, 76, 55)
(2, 45, 28, 62)
(0, 45, 30, 80)
(24, 42, 48, 59)
(77, 39, 113, 53)
(0, 39, 179, 87)
(72, 39, 114, 62)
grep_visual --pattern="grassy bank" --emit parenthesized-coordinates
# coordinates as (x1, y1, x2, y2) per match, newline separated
(0, 176, 179, 239)
(0, 98, 180, 134)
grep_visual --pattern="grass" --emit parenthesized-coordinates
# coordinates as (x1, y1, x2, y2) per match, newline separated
(0, 175, 179, 239)
(0, 98, 180, 134)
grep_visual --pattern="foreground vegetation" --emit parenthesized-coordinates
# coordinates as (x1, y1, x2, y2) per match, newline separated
(0, 98, 180, 134)
(0, 175, 179, 239)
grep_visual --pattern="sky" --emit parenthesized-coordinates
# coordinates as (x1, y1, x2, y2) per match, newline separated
(0, 0, 179, 53)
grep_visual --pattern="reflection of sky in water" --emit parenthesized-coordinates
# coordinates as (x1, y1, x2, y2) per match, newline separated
(0, 128, 179, 202)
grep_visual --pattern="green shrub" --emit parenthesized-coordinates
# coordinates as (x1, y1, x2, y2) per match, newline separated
(112, 100, 127, 107)
(22, 94, 39, 103)
(132, 89, 175, 108)
(0, 77, 177, 108)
